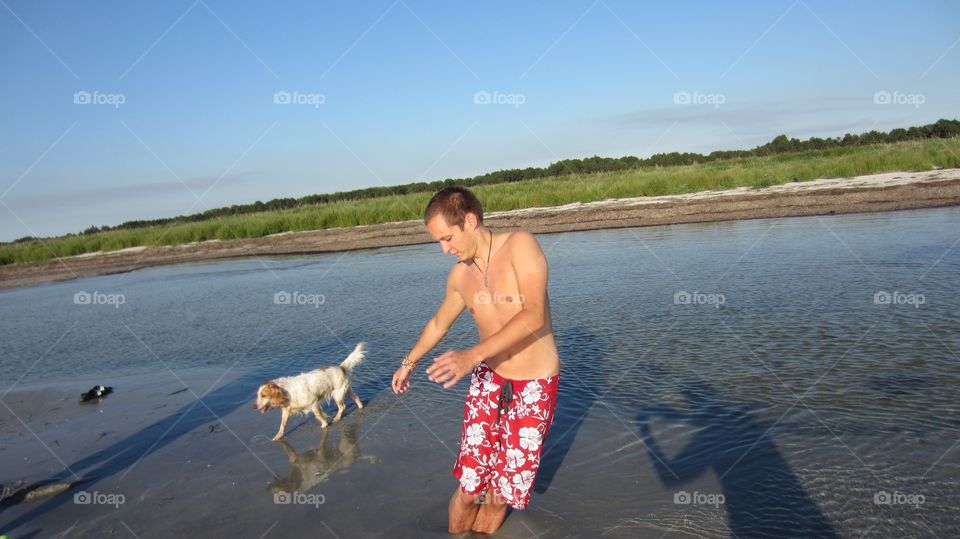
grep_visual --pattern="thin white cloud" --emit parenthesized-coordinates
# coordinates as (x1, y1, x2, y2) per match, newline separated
(5, 172, 257, 210)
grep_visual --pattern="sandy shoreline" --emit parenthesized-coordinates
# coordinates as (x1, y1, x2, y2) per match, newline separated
(2, 168, 959, 291)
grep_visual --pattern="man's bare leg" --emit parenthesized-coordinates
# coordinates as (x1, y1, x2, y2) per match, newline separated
(448, 487, 481, 534)
(471, 490, 508, 534)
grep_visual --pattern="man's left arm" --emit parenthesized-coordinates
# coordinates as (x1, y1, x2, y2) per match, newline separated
(427, 231, 548, 388)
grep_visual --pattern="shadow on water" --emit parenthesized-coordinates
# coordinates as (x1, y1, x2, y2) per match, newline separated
(0, 353, 392, 536)
(534, 325, 606, 494)
(465, 321, 836, 538)
(634, 372, 837, 538)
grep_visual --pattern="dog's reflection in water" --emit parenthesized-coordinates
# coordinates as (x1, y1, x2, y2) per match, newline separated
(268, 421, 379, 495)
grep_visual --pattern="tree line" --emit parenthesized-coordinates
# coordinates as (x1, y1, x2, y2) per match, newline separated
(8, 118, 960, 244)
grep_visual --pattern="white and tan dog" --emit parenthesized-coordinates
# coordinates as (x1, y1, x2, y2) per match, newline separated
(255, 342, 366, 441)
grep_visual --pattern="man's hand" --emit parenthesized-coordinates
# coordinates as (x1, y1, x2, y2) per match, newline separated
(392, 365, 414, 395)
(426, 350, 481, 389)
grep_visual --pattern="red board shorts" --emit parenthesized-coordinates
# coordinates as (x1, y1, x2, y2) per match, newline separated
(453, 362, 559, 509)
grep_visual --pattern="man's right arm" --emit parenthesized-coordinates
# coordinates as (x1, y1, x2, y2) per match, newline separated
(404, 269, 465, 369)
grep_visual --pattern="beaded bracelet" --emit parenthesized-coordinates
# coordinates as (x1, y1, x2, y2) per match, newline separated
(401, 355, 419, 369)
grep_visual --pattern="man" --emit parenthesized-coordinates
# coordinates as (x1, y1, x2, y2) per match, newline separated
(392, 186, 560, 534)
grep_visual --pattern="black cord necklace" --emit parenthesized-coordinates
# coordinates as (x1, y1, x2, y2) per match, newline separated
(474, 228, 493, 288)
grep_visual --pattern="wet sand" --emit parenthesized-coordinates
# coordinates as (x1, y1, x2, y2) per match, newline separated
(2, 168, 959, 291)
(0, 370, 694, 538)
(4, 358, 955, 537)
(0, 370, 451, 538)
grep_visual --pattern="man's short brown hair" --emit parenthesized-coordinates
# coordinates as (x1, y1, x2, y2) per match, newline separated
(424, 186, 483, 227)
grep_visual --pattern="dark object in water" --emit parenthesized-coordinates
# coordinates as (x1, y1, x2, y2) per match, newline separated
(0, 480, 80, 508)
(79, 385, 113, 403)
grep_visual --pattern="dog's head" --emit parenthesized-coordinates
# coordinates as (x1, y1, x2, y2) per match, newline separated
(254, 382, 289, 413)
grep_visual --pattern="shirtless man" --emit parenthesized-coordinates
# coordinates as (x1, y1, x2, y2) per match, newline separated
(392, 186, 560, 534)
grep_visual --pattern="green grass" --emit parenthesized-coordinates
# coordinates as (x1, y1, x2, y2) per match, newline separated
(3, 137, 959, 266)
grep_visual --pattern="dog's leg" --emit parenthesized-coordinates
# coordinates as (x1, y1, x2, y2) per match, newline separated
(349, 389, 364, 410)
(311, 403, 330, 428)
(273, 408, 290, 441)
(333, 397, 346, 423)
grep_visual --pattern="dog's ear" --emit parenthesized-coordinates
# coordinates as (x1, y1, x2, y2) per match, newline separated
(264, 382, 290, 407)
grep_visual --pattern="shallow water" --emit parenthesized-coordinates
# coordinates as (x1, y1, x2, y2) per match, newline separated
(2, 207, 959, 537)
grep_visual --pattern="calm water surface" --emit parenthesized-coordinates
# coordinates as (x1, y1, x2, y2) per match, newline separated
(1, 207, 958, 537)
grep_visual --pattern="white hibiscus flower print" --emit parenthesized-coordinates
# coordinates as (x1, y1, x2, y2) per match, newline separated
(504, 448, 526, 470)
(466, 423, 485, 446)
(518, 427, 542, 451)
(512, 470, 534, 493)
(466, 407, 480, 421)
(497, 476, 514, 501)
(460, 466, 481, 492)
(521, 381, 542, 404)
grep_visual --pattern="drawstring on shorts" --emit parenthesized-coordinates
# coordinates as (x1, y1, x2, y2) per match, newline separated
(496, 381, 513, 424)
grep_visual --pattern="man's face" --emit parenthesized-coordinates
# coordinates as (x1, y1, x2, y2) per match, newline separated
(426, 214, 476, 261)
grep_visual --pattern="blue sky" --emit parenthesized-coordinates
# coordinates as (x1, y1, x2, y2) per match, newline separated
(1, 0, 958, 241)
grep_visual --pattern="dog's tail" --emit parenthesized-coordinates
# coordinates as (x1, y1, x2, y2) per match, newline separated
(340, 342, 366, 372)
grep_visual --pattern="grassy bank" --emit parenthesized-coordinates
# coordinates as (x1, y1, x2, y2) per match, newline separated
(3, 137, 959, 266)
